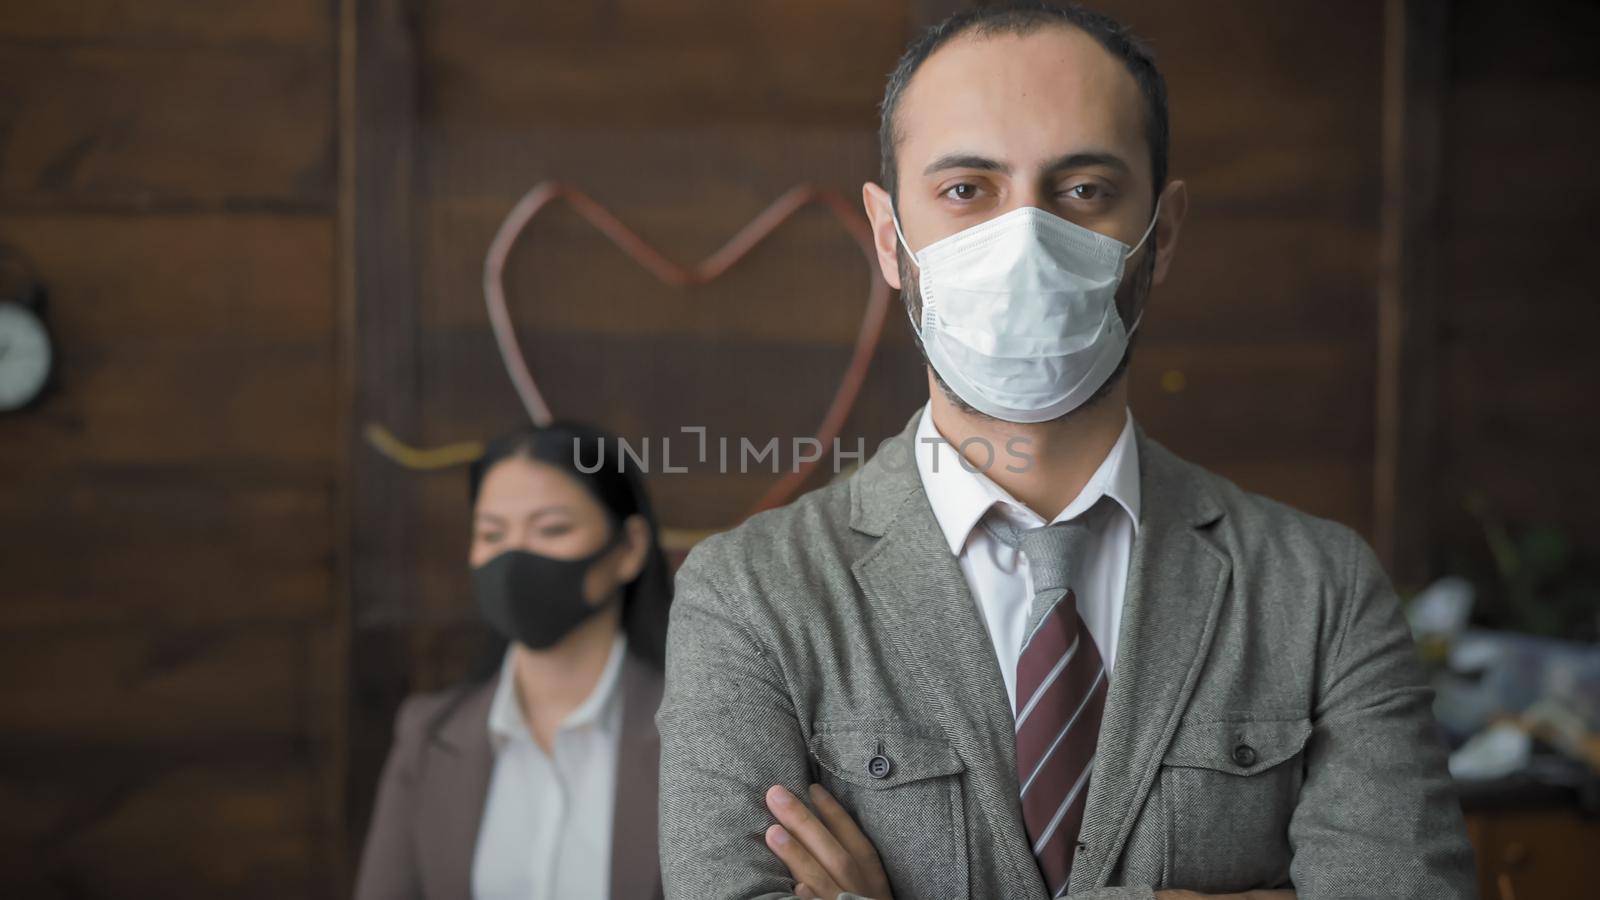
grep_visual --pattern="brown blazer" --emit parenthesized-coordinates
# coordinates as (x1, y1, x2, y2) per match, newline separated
(354, 650, 665, 900)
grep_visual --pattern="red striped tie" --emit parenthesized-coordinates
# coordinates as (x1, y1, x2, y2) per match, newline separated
(1011, 520, 1107, 898)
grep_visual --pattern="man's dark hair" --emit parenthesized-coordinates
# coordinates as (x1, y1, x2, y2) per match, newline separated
(878, 2, 1169, 204)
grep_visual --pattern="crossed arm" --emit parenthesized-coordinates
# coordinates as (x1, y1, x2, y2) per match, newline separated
(659, 529, 1473, 899)
(659, 551, 1297, 900)
(760, 781, 1293, 900)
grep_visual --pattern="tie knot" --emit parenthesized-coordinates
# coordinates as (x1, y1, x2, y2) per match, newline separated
(1016, 520, 1092, 594)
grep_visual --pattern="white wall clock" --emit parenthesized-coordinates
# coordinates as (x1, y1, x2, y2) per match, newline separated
(0, 300, 53, 412)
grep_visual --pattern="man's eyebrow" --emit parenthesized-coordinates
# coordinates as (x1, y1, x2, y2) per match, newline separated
(922, 153, 1010, 176)
(1041, 151, 1131, 175)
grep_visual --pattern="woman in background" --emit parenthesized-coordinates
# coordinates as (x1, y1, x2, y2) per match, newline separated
(356, 421, 672, 900)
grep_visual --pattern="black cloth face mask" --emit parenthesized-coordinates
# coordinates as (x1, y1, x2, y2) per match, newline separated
(471, 532, 623, 650)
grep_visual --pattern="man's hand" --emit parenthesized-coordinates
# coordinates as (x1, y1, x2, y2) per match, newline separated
(763, 783, 894, 900)
(760, 781, 1294, 900)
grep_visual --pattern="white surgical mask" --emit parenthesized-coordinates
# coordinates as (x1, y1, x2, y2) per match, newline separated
(893, 201, 1159, 423)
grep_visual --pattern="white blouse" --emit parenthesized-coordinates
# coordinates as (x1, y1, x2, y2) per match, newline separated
(471, 634, 626, 900)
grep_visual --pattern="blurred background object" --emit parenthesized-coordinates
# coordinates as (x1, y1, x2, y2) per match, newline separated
(0, 1, 1596, 897)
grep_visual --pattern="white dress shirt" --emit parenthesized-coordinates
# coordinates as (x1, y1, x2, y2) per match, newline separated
(913, 403, 1141, 710)
(472, 633, 626, 900)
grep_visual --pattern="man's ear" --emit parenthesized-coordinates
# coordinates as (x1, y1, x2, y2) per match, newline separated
(861, 181, 903, 290)
(1151, 179, 1188, 287)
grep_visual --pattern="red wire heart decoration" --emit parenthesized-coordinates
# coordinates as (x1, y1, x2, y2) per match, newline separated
(483, 181, 893, 518)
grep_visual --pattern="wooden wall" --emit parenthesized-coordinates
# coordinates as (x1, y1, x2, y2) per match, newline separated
(0, 0, 1595, 896)
(1431, 0, 1600, 557)
(1104, 0, 1385, 531)
(0, 3, 345, 897)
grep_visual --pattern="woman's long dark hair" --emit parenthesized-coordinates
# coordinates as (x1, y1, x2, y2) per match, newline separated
(463, 420, 673, 676)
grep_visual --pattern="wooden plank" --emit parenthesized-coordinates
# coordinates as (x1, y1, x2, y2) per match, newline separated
(1207, 458, 1376, 539)
(1442, 82, 1600, 227)
(0, 1, 330, 47)
(1103, 0, 1383, 219)
(345, 0, 422, 868)
(0, 214, 334, 345)
(0, 476, 333, 627)
(1448, 0, 1600, 80)
(1442, 233, 1597, 337)
(420, 124, 880, 213)
(0, 45, 334, 211)
(1129, 342, 1376, 465)
(1374, 0, 1448, 585)
(422, 0, 906, 127)
(0, 339, 336, 469)
(0, 626, 311, 744)
(1147, 216, 1378, 343)
(1430, 0, 1600, 558)
(1440, 340, 1600, 461)
(1, 761, 326, 900)
(328, 0, 360, 890)
(0, 625, 341, 894)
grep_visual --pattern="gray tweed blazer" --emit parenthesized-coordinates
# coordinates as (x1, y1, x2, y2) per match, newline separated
(657, 411, 1475, 900)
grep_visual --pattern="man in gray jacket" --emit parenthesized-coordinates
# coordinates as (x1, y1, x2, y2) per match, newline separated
(657, 4, 1476, 898)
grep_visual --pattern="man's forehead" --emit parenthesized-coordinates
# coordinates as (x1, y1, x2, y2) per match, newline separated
(896, 26, 1146, 172)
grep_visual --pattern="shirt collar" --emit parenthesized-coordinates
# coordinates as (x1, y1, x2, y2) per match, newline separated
(914, 402, 1142, 556)
(486, 631, 628, 751)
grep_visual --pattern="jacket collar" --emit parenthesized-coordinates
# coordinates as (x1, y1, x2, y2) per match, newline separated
(423, 649, 664, 900)
(851, 408, 1222, 539)
(912, 403, 1144, 555)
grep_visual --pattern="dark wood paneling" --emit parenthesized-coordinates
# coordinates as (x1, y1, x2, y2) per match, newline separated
(0, 214, 335, 343)
(1374, 0, 1448, 585)
(343, 0, 423, 866)
(0, 213, 336, 472)
(0, 476, 334, 628)
(2, 762, 324, 900)
(0, 628, 308, 743)
(0, 2, 330, 46)
(1432, 0, 1600, 558)
(0, 2, 343, 897)
(0, 341, 334, 469)
(0, 622, 344, 897)
(421, 0, 907, 128)
(0, 42, 333, 212)
(1110, 0, 1383, 221)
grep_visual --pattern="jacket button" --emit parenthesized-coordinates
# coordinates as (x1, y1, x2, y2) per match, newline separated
(1232, 743, 1258, 767)
(866, 754, 893, 779)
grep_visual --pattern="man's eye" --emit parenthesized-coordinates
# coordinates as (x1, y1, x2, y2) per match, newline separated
(943, 183, 979, 201)
(1065, 183, 1102, 200)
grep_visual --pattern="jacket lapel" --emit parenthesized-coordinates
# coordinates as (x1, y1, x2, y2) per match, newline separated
(417, 654, 665, 900)
(849, 413, 1047, 898)
(1071, 430, 1231, 893)
(609, 652, 665, 900)
(417, 681, 495, 900)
